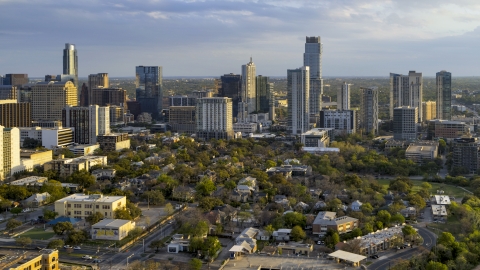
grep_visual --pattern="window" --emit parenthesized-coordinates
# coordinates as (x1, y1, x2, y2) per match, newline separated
(105, 212, 108, 216)
(96, 205, 99, 209)
(74, 211, 82, 215)
(85, 204, 92, 209)
(67, 204, 71, 208)
(74, 204, 82, 208)
(52, 257, 56, 262)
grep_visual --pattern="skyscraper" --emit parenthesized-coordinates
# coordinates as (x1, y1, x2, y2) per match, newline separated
(422, 101, 437, 121)
(393, 106, 418, 140)
(390, 71, 423, 122)
(31, 81, 78, 121)
(256, 75, 273, 114)
(135, 66, 163, 119)
(63, 43, 78, 88)
(88, 73, 109, 105)
(0, 126, 21, 181)
(241, 58, 256, 118)
(287, 66, 310, 135)
(360, 87, 378, 135)
(0, 85, 17, 101)
(219, 73, 241, 120)
(338, 82, 351, 111)
(62, 105, 110, 144)
(196, 97, 234, 140)
(3, 74, 28, 86)
(303, 36, 323, 115)
(0, 100, 31, 128)
(436, 70, 452, 120)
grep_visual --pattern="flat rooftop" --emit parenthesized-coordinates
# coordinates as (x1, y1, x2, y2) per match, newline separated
(92, 219, 131, 228)
(0, 249, 57, 269)
(56, 193, 124, 203)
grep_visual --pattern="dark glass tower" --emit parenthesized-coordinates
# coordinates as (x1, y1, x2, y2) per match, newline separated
(135, 66, 163, 119)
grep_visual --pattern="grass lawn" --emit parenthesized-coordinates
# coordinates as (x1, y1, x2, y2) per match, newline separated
(427, 214, 462, 236)
(377, 179, 469, 199)
(18, 228, 55, 240)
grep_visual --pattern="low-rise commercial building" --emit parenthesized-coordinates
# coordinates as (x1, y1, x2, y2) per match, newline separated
(312, 211, 359, 235)
(19, 149, 53, 170)
(301, 128, 330, 147)
(9, 176, 48, 186)
(428, 120, 469, 139)
(431, 205, 447, 220)
(19, 126, 74, 149)
(405, 141, 439, 164)
(91, 219, 136, 241)
(54, 193, 126, 219)
(97, 133, 130, 151)
(44, 155, 107, 178)
(277, 242, 313, 255)
(69, 144, 100, 156)
(355, 226, 405, 255)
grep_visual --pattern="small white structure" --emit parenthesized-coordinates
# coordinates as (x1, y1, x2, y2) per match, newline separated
(431, 205, 448, 220)
(272, 229, 291, 241)
(432, 195, 451, 205)
(350, 200, 363, 212)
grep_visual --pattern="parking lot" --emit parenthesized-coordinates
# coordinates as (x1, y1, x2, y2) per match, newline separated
(223, 254, 358, 269)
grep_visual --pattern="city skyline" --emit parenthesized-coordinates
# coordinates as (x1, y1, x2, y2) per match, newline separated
(2, 1, 480, 77)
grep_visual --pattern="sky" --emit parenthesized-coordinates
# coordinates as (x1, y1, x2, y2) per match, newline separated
(2, 0, 480, 77)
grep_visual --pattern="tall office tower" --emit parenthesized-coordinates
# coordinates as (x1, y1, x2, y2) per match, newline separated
(88, 73, 109, 105)
(269, 83, 275, 121)
(169, 106, 196, 134)
(287, 66, 310, 135)
(0, 126, 21, 180)
(303, 36, 323, 115)
(79, 83, 89, 106)
(453, 136, 480, 174)
(219, 73, 242, 120)
(3, 74, 29, 86)
(0, 85, 18, 100)
(390, 71, 423, 122)
(0, 100, 31, 127)
(241, 57, 256, 116)
(63, 43, 78, 88)
(436, 70, 452, 120)
(62, 105, 110, 144)
(256, 75, 273, 114)
(196, 97, 234, 140)
(360, 87, 379, 135)
(422, 101, 437, 121)
(91, 88, 127, 107)
(393, 106, 418, 140)
(337, 82, 351, 111)
(32, 81, 77, 121)
(135, 66, 162, 119)
(319, 110, 356, 134)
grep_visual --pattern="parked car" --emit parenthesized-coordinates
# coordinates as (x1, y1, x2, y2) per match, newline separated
(370, 255, 379, 259)
(22, 208, 31, 213)
(316, 241, 325, 245)
(93, 259, 103, 263)
(73, 246, 81, 250)
(82, 255, 92, 260)
(64, 245, 72, 249)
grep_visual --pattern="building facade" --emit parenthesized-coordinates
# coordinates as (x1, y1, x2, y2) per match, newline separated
(303, 36, 323, 115)
(196, 97, 234, 140)
(427, 120, 468, 139)
(422, 101, 437, 121)
(390, 71, 423, 122)
(91, 87, 126, 107)
(55, 193, 126, 219)
(241, 58, 256, 117)
(1, 249, 58, 270)
(44, 156, 107, 179)
(135, 66, 162, 119)
(287, 66, 310, 135)
(3, 74, 29, 86)
(312, 211, 359, 236)
(0, 85, 17, 100)
(63, 43, 78, 88)
(0, 126, 21, 181)
(168, 106, 196, 134)
(319, 110, 356, 135)
(393, 106, 418, 140)
(62, 105, 110, 144)
(360, 87, 378, 135)
(31, 81, 78, 121)
(88, 73, 109, 105)
(301, 128, 330, 147)
(219, 73, 242, 120)
(436, 70, 452, 120)
(337, 82, 351, 111)
(97, 133, 130, 151)
(452, 137, 480, 174)
(0, 100, 31, 128)
(91, 219, 136, 241)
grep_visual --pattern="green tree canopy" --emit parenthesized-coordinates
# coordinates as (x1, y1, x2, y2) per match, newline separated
(290, 225, 306, 241)
(47, 239, 65, 249)
(195, 178, 216, 196)
(6, 219, 22, 232)
(67, 169, 95, 187)
(86, 212, 104, 225)
(15, 237, 32, 247)
(53, 222, 74, 235)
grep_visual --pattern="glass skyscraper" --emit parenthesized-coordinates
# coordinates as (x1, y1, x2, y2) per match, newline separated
(135, 66, 163, 119)
(63, 43, 78, 89)
(303, 36, 323, 115)
(436, 70, 452, 120)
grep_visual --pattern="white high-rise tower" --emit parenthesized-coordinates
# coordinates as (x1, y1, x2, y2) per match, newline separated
(338, 82, 351, 111)
(287, 66, 310, 135)
(240, 57, 256, 121)
(303, 36, 323, 115)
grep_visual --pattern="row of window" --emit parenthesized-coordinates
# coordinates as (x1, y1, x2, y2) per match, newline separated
(67, 204, 111, 209)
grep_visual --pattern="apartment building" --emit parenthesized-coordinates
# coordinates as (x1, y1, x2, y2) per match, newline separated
(312, 211, 359, 235)
(55, 193, 126, 219)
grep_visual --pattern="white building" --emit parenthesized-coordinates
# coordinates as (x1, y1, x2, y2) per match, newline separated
(63, 105, 110, 144)
(301, 128, 330, 147)
(390, 71, 423, 122)
(287, 66, 310, 135)
(241, 58, 256, 116)
(233, 122, 258, 134)
(20, 127, 74, 149)
(196, 97, 234, 140)
(303, 36, 323, 115)
(337, 82, 351, 111)
(0, 126, 21, 180)
(319, 110, 356, 135)
(393, 106, 418, 140)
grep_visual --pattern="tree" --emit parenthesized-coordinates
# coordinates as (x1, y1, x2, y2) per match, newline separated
(67, 169, 95, 187)
(189, 258, 203, 270)
(376, 210, 391, 225)
(401, 225, 417, 242)
(149, 239, 164, 252)
(409, 194, 426, 209)
(189, 236, 204, 252)
(142, 190, 165, 205)
(426, 261, 448, 270)
(114, 207, 132, 220)
(53, 222, 74, 235)
(40, 180, 66, 202)
(127, 202, 142, 219)
(43, 209, 58, 220)
(6, 219, 22, 232)
(283, 212, 306, 228)
(164, 203, 174, 215)
(437, 232, 455, 247)
(421, 182, 432, 190)
(390, 213, 405, 225)
(65, 229, 87, 245)
(290, 225, 306, 241)
(198, 197, 223, 211)
(22, 137, 42, 149)
(264, 224, 275, 238)
(325, 232, 340, 249)
(47, 239, 65, 249)
(15, 237, 32, 247)
(195, 178, 216, 196)
(360, 202, 374, 215)
(203, 236, 222, 260)
(86, 212, 104, 225)
(10, 207, 22, 216)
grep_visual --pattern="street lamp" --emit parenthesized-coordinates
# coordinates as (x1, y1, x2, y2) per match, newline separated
(126, 253, 134, 269)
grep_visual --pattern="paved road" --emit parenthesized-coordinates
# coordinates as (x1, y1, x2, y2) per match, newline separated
(368, 226, 437, 270)
(0, 205, 54, 231)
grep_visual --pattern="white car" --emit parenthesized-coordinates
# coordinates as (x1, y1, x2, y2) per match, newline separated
(73, 246, 81, 250)
(22, 208, 31, 213)
(64, 245, 72, 249)
(82, 255, 92, 260)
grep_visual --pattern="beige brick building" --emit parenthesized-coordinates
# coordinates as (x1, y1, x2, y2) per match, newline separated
(31, 81, 77, 121)
(55, 193, 126, 219)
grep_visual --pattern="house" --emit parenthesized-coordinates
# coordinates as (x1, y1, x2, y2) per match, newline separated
(256, 230, 270, 241)
(162, 163, 175, 173)
(236, 185, 254, 194)
(92, 169, 116, 181)
(23, 192, 50, 207)
(431, 205, 447, 220)
(230, 189, 249, 203)
(198, 169, 216, 182)
(295, 202, 309, 211)
(274, 195, 290, 208)
(350, 200, 363, 212)
(238, 176, 258, 191)
(213, 205, 238, 224)
(253, 192, 268, 203)
(314, 201, 327, 209)
(312, 211, 359, 236)
(172, 186, 196, 201)
(400, 207, 417, 218)
(230, 227, 259, 259)
(272, 229, 291, 241)
(277, 242, 313, 255)
(167, 234, 192, 253)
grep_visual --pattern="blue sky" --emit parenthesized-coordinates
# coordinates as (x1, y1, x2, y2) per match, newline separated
(1, 0, 480, 77)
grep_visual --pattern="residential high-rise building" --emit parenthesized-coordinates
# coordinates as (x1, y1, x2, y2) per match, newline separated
(393, 106, 418, 140)
(241, 57, 256, 117)
(287, 66, 310, 135)
(0, 85, 17, 100)
(196, 97, 234, 140)
(360, 87, 378, 135)
(256, 75, 273, 114)
(3, 74, 28, 86)
(31, 81, 78, 121)
(219, 73, 242, 120)
(436, 70, 452, 120)
(91, 87, 127, 107)
(0, 100, 31, 128)
(319, 110, 356, 135)
(63, 43, 78, 88)
(303, 36, 323, 115)
(390, 71, 423, 122)
(452, 136, 480, 174)
(0, 126, 21, 180)
(80, 83, 89, 106)
(135, 66, 162, 119)
(169, 106, 196, 134)
(337, 82, 351, 111)
(62, 105, 110, 144)
(422, 101, 437, 121)
(109, 105, 126, 126)
(88, 73, 109, 105)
